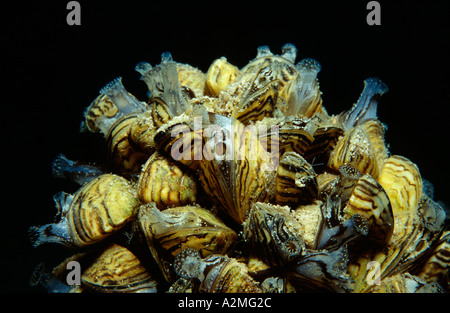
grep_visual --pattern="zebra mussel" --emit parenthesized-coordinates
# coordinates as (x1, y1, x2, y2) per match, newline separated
(30, 44, 449, 293)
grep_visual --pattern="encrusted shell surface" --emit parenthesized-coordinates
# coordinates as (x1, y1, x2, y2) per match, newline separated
(243, 202, 305, 267)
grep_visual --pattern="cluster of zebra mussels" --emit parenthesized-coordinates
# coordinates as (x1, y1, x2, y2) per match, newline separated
(29, 44, 449, 293)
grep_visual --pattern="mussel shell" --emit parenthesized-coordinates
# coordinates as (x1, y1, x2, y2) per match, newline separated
(138, 151, 197, 209)
(204, 57, 241, 96)
(414, 230, 450, 286)
(105, 112, 149, 175)
(83, 94, 118, 133)
(243, 202, 305, 267)
(68, 174, 139, 247)
(82, 243, 157, 293)
(199, 255, 263, 293)
(328, 126, 379, 179)
(275, 151, 318, 206)
(137, 203, 237, 282)
(342, 174, 394, 246)
(378, 155, 422, 214)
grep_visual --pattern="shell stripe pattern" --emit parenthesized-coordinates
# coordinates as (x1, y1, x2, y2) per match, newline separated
(138, 152, 196, 208)
(344, 174, 394, 245)
(378, 155, 422, 214)
(67, 175, 136, 246)
(106, 112, 147, 172)
(150, 98, 173, 128)
(82, 244, 155, 291)
(84, 94, 118, 132)
(330, 127, 379, 178)
(232, 78, 279, 124)
(275, 152, 318, 205)
(417, 231, 450, 282)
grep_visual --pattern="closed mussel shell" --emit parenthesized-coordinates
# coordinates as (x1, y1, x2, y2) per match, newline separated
(204, 57, 241, 96)
(138, 151, 197, 210)
(378, 155, 422, 214)
(106, 112, 149, 176)
(30, 174, 139, 248)
(82, 243, 158, 293)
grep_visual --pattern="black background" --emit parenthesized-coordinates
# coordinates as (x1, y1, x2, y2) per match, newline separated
(2, 0, 450, 293)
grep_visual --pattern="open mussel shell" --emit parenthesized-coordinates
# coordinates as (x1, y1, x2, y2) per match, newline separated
(172, 249, 263, 293)
(370, 272, 443, 293)
(106, 112, 149, 176)
(243, 202, 305, 267)
(136, 203, 237, 282)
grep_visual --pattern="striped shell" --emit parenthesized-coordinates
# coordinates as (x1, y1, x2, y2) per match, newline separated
(30, 174, 139, 247)
(223, 44, 299, 124)
(82, 243, 157, 293)
(138, 151, 197, 209)
(415, 230, 450, 286)
(205, 57, 241, 96)
(275, 151, 318, 206)
(155, 112, 274, 224)
(243, 202, 305, 267)
(328, 125, 380, 179)
(83, 77, 147, 135)
(136, 203, 237, 282)
(200, 255, 263, 293)
(106, 112, 149, 175)
(378, 155, 422, 214)
(342, 174, 394, 246)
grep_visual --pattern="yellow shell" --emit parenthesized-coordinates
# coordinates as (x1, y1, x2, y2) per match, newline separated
(138, 151, 197, 209)
(105, 112, 149, 175)
(292, 200, 323, 249)
(83, 94, 118, 133)
(137, 203, 237, 282)
(415, 230, 450, 285)
(205, 57, 241, 96)
(328, 125, 380, 179)
(342, 174, 394, 246)
(378, 155, 422, 214)
(30, 174, 139, 248)
(199, 255, 263, 293)
(176, 62, 206, 99)
(82, 243, 157, 293)
(66, 174, 139, 247)
(243, 202, 305, 267)
(129, 109, 157, 154)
